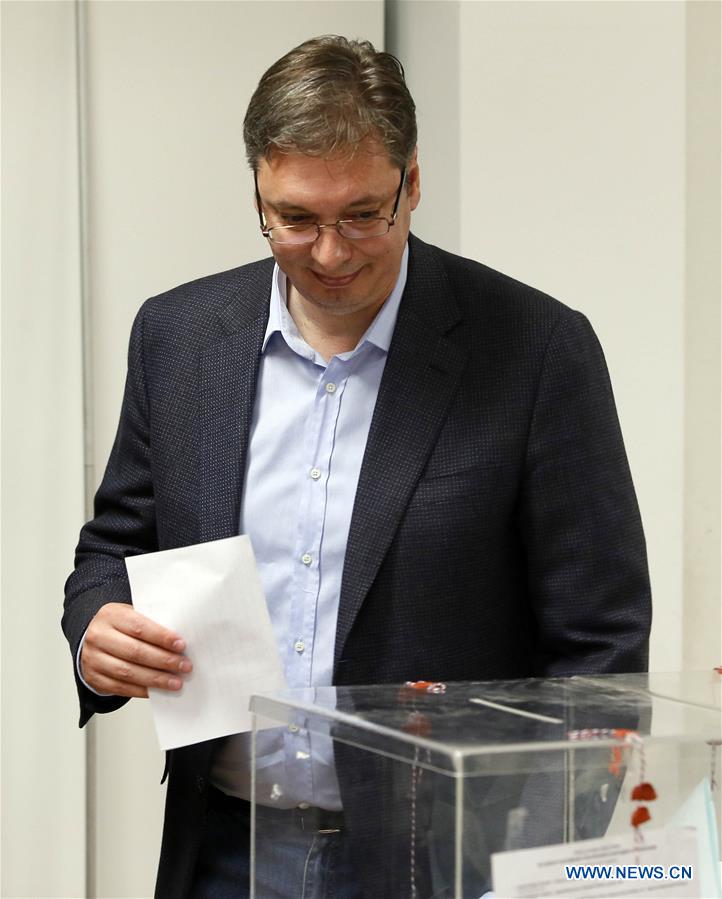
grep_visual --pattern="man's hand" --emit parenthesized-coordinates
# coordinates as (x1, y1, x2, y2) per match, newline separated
(80, 602, 192, 698)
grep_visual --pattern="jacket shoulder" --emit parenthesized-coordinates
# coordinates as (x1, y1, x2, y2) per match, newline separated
(411, 235, 576, 324)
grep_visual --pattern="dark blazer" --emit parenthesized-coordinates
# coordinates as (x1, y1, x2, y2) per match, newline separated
(63, 234, 651, 897)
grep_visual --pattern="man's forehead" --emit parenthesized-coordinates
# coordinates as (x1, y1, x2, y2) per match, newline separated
(256, 146, 401, 206)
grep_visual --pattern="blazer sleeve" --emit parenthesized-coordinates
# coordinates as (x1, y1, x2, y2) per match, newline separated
(62, 306, 159, 726)
(518, 309, 651, 675)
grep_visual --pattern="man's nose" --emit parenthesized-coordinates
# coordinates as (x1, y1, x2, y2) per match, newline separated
(310, 225, 354, 270)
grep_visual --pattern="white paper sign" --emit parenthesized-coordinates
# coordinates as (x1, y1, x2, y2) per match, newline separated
(126, 535, 286, 750)
(492, 827, 699, 897)
(669, 779, 721, 899)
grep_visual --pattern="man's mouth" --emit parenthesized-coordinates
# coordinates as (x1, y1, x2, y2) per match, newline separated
(311, 270, 361, 288)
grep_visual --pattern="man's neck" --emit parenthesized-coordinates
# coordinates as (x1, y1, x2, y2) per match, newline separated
(286, 282, 386, 362)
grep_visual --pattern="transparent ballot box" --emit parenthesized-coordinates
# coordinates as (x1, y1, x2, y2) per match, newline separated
(249, 673, 721, 898)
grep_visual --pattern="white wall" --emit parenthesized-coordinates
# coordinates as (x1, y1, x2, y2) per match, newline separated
(1, 2, 87, 897)
(682, 0, 721, 671)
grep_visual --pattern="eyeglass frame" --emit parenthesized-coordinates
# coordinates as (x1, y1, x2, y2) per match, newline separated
(253, 167, 407, 244)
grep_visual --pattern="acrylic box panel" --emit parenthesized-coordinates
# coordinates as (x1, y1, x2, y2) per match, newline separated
(249, 673, 722, 898)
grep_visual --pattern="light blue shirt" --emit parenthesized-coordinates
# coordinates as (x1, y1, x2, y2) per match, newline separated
(211, 246, 409, 808)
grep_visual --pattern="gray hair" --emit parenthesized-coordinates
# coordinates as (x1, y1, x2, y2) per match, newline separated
(243, 35, 417, 171)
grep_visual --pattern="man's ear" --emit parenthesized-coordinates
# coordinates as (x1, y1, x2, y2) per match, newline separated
(406, 147, 421, 211)
(253, 166, 265, 227)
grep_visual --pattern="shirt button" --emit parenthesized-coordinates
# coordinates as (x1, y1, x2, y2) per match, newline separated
(294, 640, 305, 654)
(298, 801, 310, 810)
(310, 468, 322, 480)
(288, 724, 299, 734)
(301, 553, 312, 566)
(325, 382, 337, 394)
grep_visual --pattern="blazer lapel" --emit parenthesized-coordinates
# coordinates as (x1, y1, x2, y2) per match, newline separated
(198, 260, 273, 542)
(335, 237, 468, 668)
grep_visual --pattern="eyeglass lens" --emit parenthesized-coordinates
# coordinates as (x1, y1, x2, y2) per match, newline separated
(268, 219, 392, 244)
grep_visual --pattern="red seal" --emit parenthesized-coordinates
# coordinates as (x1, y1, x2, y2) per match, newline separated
(631, 782, 657, 802)
(631, 806, 651, 827)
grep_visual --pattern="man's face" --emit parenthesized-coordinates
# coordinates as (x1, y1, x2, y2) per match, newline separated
(255, 142, 420, 320)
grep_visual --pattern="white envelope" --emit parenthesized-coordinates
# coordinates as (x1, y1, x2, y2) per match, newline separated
(126, 535, 286, 750)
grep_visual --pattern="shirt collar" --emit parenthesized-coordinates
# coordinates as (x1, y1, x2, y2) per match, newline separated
(262, 243, 409, 358)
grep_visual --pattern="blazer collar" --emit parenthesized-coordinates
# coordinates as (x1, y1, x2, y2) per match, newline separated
(216, 256, 275, 336)
(198, 258, 273, 543)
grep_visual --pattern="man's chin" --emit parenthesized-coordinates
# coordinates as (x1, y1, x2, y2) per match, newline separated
(288, 276, 387, 319)
(305, 293, 369, 316)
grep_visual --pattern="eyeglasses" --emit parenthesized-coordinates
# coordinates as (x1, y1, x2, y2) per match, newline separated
(254, 168, 407, 245)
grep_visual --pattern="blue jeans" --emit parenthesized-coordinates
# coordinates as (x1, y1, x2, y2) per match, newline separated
(190, 789, 364, 899)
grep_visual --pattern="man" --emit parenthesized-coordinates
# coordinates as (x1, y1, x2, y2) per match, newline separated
(63, 35, 651, 899)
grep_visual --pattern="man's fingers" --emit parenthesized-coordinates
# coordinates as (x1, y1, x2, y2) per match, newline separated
(100, 602, 186, 653)
(84, 672, 150, 699)
(81, 602, 191, 696)
(87, 626, 192, 675)
(92, 649, 185, 691)
(84, 648, 185, 696)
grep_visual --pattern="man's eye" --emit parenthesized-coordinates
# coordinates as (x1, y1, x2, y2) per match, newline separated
(281, 214, 312, 224)
(350, 211, 380, 221)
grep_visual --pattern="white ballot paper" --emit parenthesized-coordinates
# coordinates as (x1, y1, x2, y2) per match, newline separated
(126, 535, 286, 750)
(492, 826, 699, 898)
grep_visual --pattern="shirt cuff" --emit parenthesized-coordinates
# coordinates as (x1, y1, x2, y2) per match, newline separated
(76, 630, 115, 697)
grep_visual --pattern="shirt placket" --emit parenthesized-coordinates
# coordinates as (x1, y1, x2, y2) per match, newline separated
(285, 356, 349, 799)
